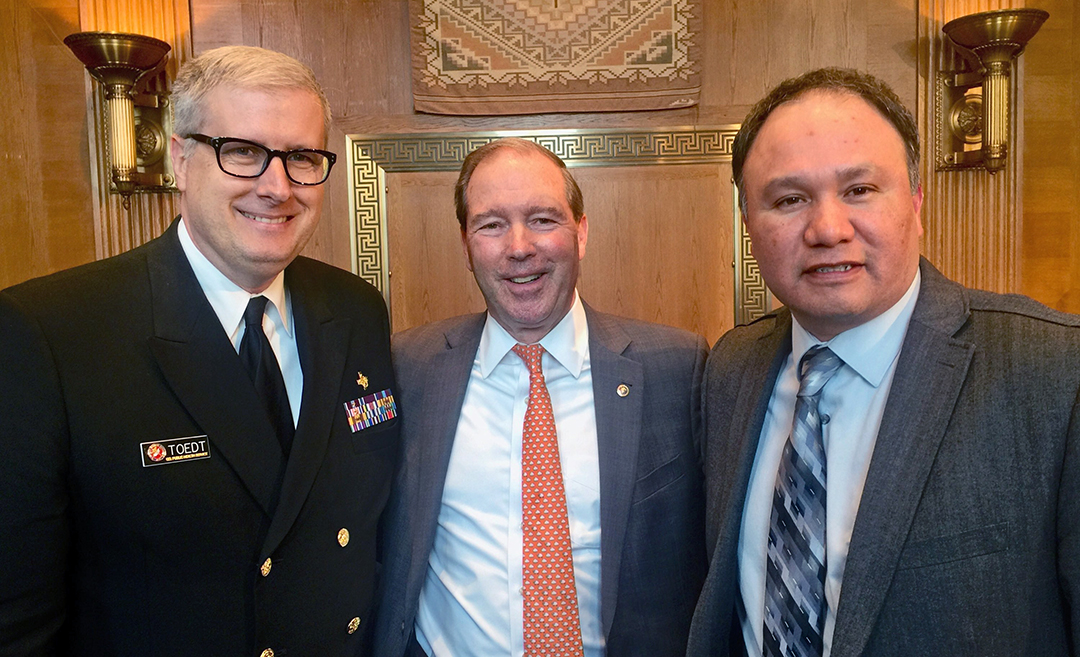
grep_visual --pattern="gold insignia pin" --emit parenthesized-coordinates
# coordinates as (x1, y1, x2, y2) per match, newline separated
(347, 616, 361, 634)
(616, 384, 630, 397)
(356, 372, 369, 390)
(337, 528, 350, 547)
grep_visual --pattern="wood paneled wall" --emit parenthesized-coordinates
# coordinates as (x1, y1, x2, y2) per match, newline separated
(1022, 0, 1080, 313)
(3, 0, 1078, 317)
(1, 0, 95, 288)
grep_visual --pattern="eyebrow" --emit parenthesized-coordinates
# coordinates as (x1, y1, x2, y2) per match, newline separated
(470, 205, 569, 222)
(759, 164, 879, 197)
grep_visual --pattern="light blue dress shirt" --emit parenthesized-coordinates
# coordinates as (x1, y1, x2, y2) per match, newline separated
(739, 270, 921, 657)
(416, 294, 604, 657)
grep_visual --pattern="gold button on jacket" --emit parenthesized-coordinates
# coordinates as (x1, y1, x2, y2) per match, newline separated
(260, 558, 272, 577)
(347, 616, 360, 634)
(337, 528, 350, 547)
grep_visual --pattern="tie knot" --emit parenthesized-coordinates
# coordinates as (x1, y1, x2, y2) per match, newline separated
(244, 295, 270, 329)
(512, 343, 545, 375)
(797, 346, 843, 398)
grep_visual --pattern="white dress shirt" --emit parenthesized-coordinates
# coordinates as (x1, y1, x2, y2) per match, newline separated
(739, 271, 921, 656)
(416, 293, 604, 657)
(177, 218, 302, 426)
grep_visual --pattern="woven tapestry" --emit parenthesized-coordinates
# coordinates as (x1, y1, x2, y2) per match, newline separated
(410, 0, 703, 115)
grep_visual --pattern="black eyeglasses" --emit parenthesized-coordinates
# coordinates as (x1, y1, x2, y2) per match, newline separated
(185, 134, 337, 186)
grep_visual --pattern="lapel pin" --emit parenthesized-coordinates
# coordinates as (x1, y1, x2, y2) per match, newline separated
(356, 372, 369, 390)
(616, 384, 630, 397)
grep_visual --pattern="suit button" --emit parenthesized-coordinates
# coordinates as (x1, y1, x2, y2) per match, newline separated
(337, 528, 350, 547)
(260, 558, 272, 577)
(347, 616, 361, 634)
(616, 384, 630, 397)
(259, 649, 274, 657)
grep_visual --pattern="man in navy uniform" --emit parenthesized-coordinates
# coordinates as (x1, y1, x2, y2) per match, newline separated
(0, 46, 398, 656)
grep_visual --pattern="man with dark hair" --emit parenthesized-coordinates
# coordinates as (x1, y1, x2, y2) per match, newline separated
(687, 67, 1080, 656)
(375, 138, 708, 657)
(0, 46, 398, 656)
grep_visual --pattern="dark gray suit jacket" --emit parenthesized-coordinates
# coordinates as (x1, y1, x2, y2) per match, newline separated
(0, 221, 399, 656)
(374, 305, 709, 656)
(687, 259, 1080, 657)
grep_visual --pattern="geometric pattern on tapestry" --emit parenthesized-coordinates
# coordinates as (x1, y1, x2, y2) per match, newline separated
(411, 0, 702, 114)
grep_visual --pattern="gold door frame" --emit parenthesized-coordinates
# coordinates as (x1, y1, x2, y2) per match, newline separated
(346, 127, 771, 326)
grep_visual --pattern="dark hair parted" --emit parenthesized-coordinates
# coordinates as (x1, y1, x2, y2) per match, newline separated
(454, 138, 585, 231)
(732, 67, 921, 213)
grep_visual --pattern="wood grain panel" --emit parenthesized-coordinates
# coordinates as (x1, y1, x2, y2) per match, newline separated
(385, 170, 486, 330)
(385, 164, 734, 343)
(1021, 0, 1080, 312)
(0, 0, 95, 289)
(574, 165, 733, 344)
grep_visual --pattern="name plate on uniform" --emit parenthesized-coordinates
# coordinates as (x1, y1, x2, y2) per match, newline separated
(140, 435, 211, 467)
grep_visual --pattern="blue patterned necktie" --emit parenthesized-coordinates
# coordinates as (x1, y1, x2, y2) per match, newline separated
(763, 346, 843, 657)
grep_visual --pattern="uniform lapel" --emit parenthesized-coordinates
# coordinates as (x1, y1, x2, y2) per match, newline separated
(261, 269, 350, 556)
(585, 306, 644, 636)
(831, 261, 975, 657)
(145, 222, 284, 517)
(407, 315, 485, 592)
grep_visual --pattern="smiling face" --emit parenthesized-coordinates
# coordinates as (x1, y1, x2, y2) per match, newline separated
(461, 148, 588, 344)
(741, 90, 924, 340)
(170, 85, 326, 293)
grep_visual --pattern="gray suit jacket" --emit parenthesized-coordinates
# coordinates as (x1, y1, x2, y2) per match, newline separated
(374, 304, 709, 656)
(687, 259, 1080, 657)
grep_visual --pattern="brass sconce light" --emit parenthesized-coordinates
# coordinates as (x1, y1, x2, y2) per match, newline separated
(936, 8, 1048, 173)
(65, 31, 176, 206)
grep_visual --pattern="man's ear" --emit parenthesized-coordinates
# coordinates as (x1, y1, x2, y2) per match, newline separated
(460, 229, 474, 272)
(169, 135, 189, 192)
(576, 214, 588, 260)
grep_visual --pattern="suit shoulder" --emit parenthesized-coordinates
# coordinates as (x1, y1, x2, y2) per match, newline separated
(289, 256, 382, 300)
(591, 311, 708, 354)
(713, 310, 781, 353)
(3, 245, 151, 316)
(392, 314, 482, 361)
(287, 257, 392, 330)
(966, 288, 1080, 330)
(706, 310, 783, 375)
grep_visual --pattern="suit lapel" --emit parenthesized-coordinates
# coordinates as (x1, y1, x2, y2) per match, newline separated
(586, 307, 645, 636)
(262, 270, 350, 556)
(695, 312, 788, 653)
(145, 222, 284, 517)
(408, 315, 485, 589)
(831, 262, 974, 657)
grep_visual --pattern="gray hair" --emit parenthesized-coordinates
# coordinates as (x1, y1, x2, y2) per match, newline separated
(732, 67, 920, 214)
(171, 46, 332, 153)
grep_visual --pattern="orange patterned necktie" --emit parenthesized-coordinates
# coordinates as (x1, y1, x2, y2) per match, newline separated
(512, 343, 585, 657)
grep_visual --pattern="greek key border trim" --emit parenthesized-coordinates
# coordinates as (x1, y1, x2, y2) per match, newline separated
(346, 127, 771, 325)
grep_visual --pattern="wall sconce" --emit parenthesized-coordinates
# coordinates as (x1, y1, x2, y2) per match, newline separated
(65, 31, 176, 207)
(936, 8, 1048, 173)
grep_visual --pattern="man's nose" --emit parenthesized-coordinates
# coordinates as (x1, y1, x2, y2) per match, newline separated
(804, 197, 855, 246)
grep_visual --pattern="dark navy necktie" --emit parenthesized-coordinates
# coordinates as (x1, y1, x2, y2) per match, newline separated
(240, 295, 295, 457)
(763, 346, 843, 657)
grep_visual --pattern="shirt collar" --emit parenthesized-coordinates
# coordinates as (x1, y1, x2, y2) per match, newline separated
(791, 268, 921, 388)
(477, 291, 588, 379)
(177, 217, 291, 336)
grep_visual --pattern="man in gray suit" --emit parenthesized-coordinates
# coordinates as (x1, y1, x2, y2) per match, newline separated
(687, 68, 1080, 656)
(375, 138, 708, 656)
